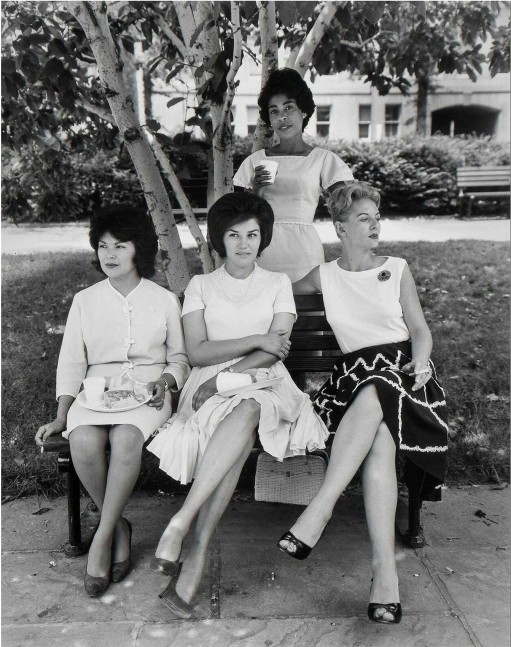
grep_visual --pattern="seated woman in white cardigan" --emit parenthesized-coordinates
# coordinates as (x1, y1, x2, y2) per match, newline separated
(36, 206, 190, 598)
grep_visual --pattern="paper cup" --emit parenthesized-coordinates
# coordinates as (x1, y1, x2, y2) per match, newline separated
(259, 160, 279, 184)
(82, 377, 106, 405)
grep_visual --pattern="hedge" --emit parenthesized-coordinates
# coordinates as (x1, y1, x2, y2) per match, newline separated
(2, 134, 509, 223)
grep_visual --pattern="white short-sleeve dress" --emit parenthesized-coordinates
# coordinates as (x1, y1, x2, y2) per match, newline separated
(147, 265, 329, 484)
(57, 278, 190, 441)
(233, 147, 353, 282)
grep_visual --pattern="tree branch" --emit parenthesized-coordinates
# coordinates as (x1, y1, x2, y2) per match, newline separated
(76, 97, 115, 123)
(155, 13, 187, 59)
(217, 1, 243, 141)
(294, 1, 341, 76)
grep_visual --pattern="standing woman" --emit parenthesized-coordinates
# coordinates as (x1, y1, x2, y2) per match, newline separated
(147, 192, 328, 617)
(234, 67, 354, 282)
(278, 183, 448, 624)
(35, 206, 190, 597)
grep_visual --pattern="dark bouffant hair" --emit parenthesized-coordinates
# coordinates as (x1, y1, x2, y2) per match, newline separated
(258, 68, 316, 131)
(89, 204, 159, 278)
(208, 192, 274, 258)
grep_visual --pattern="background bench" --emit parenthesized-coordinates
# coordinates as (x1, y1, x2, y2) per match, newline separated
(456, 165, 510, 217)
(39, 294, 436, 555)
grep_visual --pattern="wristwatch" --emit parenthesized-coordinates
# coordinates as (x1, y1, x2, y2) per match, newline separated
(159, 378, 170, 392)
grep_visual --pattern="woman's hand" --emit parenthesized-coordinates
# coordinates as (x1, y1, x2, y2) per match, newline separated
(35, 418, 66, 447)
(253, 165, 273, 187)
(401, 359, 432, 391)
(258, 330, 291, 360)
(192, 376, 218, 411)
(147, 379, 167, 411)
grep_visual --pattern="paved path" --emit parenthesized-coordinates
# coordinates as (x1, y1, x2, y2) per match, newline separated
(2, 218, 509, 255)
(1, 485, 509, 647)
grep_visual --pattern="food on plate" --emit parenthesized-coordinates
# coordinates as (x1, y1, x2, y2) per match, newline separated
(104, 389, 146, 409)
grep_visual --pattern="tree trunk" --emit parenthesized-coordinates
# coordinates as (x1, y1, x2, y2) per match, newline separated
(416, 74, 429, 136)
(293, 2, 340, 76)
(68, 1, 190, 294)
(252, 0, 279, 153)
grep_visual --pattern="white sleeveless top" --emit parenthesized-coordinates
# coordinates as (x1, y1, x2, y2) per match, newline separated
(319, 257, 410, 354)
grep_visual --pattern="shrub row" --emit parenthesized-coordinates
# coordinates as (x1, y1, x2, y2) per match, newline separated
(2, 135, 509, 223)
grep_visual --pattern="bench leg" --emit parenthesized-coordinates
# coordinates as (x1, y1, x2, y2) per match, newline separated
(406, 490, 425, 548)
(58, 452, 86, 557)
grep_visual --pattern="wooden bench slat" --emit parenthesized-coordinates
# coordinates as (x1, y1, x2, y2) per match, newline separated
(285, 357, 339, 372)
(292, 317, 333, 331)
(289, 336, 341, 350)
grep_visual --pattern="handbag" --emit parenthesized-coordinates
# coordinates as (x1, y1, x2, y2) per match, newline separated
(254, 450, 329, 506)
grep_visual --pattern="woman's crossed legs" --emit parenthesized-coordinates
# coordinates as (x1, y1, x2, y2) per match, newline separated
(155, 399, 260, 603)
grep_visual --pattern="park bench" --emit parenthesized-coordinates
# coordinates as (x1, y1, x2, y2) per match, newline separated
(456, 165, 510, 217)
(39, 294, 434, 556)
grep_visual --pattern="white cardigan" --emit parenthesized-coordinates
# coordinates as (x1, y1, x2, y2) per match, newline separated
(56, 278, 190, 398)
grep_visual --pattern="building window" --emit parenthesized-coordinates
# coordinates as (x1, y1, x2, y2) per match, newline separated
(247, 106, 259, 135)
(385, 104, 401, 137)
(316, 105, 331, 137)
(359, 104, 372, 139)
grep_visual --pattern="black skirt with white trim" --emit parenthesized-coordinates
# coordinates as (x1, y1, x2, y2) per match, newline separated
(312, 341, 448, 490)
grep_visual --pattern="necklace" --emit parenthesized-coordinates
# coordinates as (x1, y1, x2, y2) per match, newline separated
(220, 264, 257, 303)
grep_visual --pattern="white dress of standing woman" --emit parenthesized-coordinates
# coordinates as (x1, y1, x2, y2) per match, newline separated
(234, 68, 354, 283)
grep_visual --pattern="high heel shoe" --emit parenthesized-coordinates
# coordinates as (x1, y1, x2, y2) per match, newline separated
(367, 602, 402, 624)
(158, 564, 193, 619)
(278, 531, 312, 560)
(150, 553, 182, 577)
(111, 518, 132, 583)
(84, 556, 111, 597)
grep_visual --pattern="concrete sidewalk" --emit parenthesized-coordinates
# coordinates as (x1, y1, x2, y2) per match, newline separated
(1, 217, 509, 255)
(1, 485, 509, 647)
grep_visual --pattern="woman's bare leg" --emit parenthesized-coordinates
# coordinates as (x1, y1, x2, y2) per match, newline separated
(155, 399, 260, 564)
(175, 433, 256, 603)
(362, 422, 400, 620)
(71, 424, 144, 576)
(280, 384, 383, 550)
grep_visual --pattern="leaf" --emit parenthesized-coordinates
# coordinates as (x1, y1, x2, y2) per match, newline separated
(166, 64, 184, 83)
(48, 38, 68, 57)
(486, 393, 500, 402)
(189, 19, 208, 48)
(43, 57, 64, 81)
(121, 36, 134, 54)
(147, 56, 163, 75)
(32, 507, 51, 515)
(410, 1, 427, 18)
(146, 119, 161, 132)
(276, 1, 297, 26)
(166, 96, 185, 108)
(2, 57, 16, 75)
(363, 1, 386, 25)
(57, 69, 74, 91)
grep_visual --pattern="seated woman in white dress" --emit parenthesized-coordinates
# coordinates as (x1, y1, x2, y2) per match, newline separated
(278, 183, 449, 625)
(234, 68, 354, 282)
(147, 192, 329, 618)
(35, 206, 190, 598)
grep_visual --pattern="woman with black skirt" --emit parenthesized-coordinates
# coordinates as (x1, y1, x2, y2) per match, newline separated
(278, 182, 448, 625)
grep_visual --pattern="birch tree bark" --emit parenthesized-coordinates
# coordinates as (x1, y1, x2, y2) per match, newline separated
(68, 1, 190, 294)
(252, 0, 279, 153)
(292, 2, 341, 77)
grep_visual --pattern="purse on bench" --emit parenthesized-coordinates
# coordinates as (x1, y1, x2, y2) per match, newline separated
(254, 450, 329, 506)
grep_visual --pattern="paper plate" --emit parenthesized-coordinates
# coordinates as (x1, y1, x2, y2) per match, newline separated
(217, 376, 284, 398)
(77, 390, 152, 413)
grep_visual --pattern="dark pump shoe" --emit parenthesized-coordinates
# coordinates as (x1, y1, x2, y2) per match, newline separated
(158, 563, 193, 619)
(84, 557, 111, 598)
(150, 551, 182, 577)
(111, 519, 133, 583)
(278, 531, 312, 560)
(367, 602, 402, 624)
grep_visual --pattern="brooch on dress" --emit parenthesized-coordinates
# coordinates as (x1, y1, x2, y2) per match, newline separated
(378, 270, 391, 282)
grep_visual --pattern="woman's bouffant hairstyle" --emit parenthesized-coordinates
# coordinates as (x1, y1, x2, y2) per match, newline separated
(89, 204, 159, 278)
(258, 68, 315, 131)
(327, 182, 381, 223)
(208, 192, 274, 258)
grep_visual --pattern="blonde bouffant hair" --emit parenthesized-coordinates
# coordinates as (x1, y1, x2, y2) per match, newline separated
(327, 181, 381, 223)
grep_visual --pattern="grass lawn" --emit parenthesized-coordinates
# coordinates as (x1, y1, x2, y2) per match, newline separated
(2, 240, 509, 497)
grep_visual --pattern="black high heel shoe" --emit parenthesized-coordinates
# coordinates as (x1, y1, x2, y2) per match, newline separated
(158, 563, 193, 619)
(150, 546, 182, 577)
(84, 556, 111, 597)
(367, 602, 402, 624)
(278, 531, 312, 560)
(111, 518, 132, 583)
